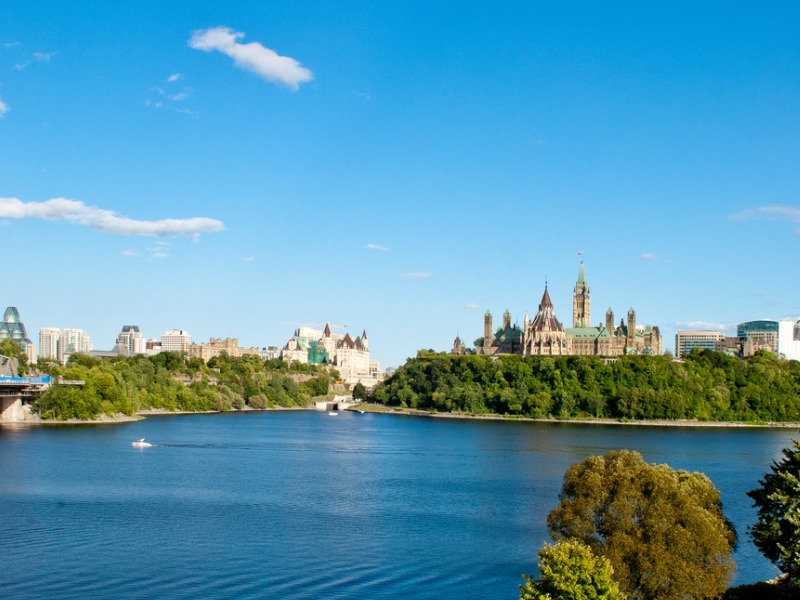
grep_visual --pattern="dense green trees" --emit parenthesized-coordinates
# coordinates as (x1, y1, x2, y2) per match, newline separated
(0, 339, 28, 375)
(32, 351, 335, 420)
(547, 450, 736, 600)
(372, 350, 800, 422)
(748, 439, 800, 587)
(519, 540, 625, 600)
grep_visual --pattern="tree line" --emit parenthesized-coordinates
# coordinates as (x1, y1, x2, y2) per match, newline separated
(30, 351, 336, 421)
(372, 349, 800, 422)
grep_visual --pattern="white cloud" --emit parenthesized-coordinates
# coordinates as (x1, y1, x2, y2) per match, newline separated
(0, 197, 225, 239)
(399, 272, 433, 280)
(0, 97, 8, 117)
(674, 321, 734, 332)
(167, 73, 183, 82)
(365, 243, 390, 252)
(640, 253, 658, 261)
(465, 303, 479, 310)
(731, 204, 800, 234)
(242, 255, 255, 262)
(189, 26, 313, 90)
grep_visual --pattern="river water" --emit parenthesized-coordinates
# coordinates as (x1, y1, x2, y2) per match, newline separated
(0, 411, 796, 599)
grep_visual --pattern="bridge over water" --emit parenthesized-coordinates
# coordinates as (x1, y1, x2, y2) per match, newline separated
(0, 376, 83, 422)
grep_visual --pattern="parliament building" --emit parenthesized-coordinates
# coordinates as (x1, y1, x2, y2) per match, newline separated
(473, 261, 662, 357)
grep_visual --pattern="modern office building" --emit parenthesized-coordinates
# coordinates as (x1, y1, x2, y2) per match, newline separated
(737, 321, 780, 354)
(161, 329, 192, 353)
(675, 330, 724, 358)
(115, 325, 146, 355)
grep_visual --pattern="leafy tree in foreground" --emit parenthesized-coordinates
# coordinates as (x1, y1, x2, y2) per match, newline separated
(352, 382, 367, 402)
(748, 439, 800, 586)
(520, 540, 625, 600)
(547, 450, 736, 600)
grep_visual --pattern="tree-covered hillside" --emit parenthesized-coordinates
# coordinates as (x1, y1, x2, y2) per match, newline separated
(372, 350, 800, 422)
(33, 351, 336, 421)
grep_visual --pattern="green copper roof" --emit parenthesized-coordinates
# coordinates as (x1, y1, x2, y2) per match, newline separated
(567, 327, 613, 339)
(576, 260, 587, 285)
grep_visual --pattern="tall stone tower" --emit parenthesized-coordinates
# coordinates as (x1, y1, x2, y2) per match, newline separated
(605, 308, 614, 332)
(573, 260, 590, 328)
(483, 310, 493, 350)
(626, 307, 636, 348)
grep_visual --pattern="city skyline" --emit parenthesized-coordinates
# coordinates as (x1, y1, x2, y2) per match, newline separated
(2, 2, 798, 368)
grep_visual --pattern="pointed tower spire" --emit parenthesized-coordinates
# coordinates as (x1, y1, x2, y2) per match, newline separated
(573, 258, 590, 328)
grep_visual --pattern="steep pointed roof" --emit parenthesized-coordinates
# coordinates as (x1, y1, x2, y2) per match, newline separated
(530, 286, 565, 333)
(576, 260, 587, 286)
(323, 322, 331, 337)
(362, 329, 367, 340)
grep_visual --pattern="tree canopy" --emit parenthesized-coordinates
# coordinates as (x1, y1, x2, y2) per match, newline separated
(32, 351, 336, 420)
(372, 350, 800, 422)
(748, 439, 800, 586)
(520, 540, 625, 600)
(547, 450, 736, 600)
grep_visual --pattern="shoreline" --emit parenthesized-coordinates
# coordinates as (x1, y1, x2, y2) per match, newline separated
(5, 403, 800, 429)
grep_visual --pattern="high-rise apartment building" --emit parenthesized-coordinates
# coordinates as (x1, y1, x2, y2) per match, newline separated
(39, 327, 62, 361)
(161, 329, 192, 353)
(60, 328, 92, 362)
(674, 331, 724, 358)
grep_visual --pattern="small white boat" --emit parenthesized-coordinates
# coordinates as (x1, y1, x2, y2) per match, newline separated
(131, 438, 152, 448)
(328, 411, 338, 416)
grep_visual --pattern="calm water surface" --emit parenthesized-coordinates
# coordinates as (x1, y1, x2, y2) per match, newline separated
(1, 411, 796, 599)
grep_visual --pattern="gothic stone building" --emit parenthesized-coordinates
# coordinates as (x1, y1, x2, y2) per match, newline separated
(475, 261, 662, 357)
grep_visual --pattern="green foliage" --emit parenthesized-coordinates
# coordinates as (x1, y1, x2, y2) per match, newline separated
(0, 339, 28, 375)
(520, 540, 626, 600)
(32, 352, 335, 420)
(352, 382, 368, 402)
(372, 351, 800, 422)
(748, 439, 800, 586)
(547, 450, 736, 600)
(724, 580, 796, 599)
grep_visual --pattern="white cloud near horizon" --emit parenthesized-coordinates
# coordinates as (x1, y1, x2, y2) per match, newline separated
(640, 252, 658, 261)
(189, 27, 313, 90)
(399, 272, 432, 280)
(674, 320, 734, 332)
(465, 303, 479, 310)
(0, 197, 225, 238)
(731, 204, 800, 234)
(365, 243, 390, 252)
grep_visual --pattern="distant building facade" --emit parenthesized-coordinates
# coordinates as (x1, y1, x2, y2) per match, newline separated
(161, 329, 192, 353)
(115, 325, 146, 356)
(189, 337, 262, 361)
(37, 326, 92, 364)
(675, 331, 725, 359)
(281, 323, 384, 387)
(475, 261, 662, 357)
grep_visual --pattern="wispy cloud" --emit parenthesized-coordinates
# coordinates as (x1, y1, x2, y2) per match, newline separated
(0, 197, 225, 239)
(0, 97, 8, 117)
(146, 75, 195, 115)
(640, 253, 658, 261)
(189, 26, 313, 90)
(674, 320, 734, 332)
(3, 42, 21, 48)
(465, 303, 479, 310)
(242, 255, 255, 262)
(399, 272, 432, 280)
(731, 204, 800, 234)
(365, 243, 390, 252)
(15, 50, 56, 70)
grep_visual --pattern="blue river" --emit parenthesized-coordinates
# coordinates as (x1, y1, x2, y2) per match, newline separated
(0, 411, 796, 599)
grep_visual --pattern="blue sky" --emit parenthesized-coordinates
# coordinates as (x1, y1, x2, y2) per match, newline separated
(1, 1, 798, 368)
